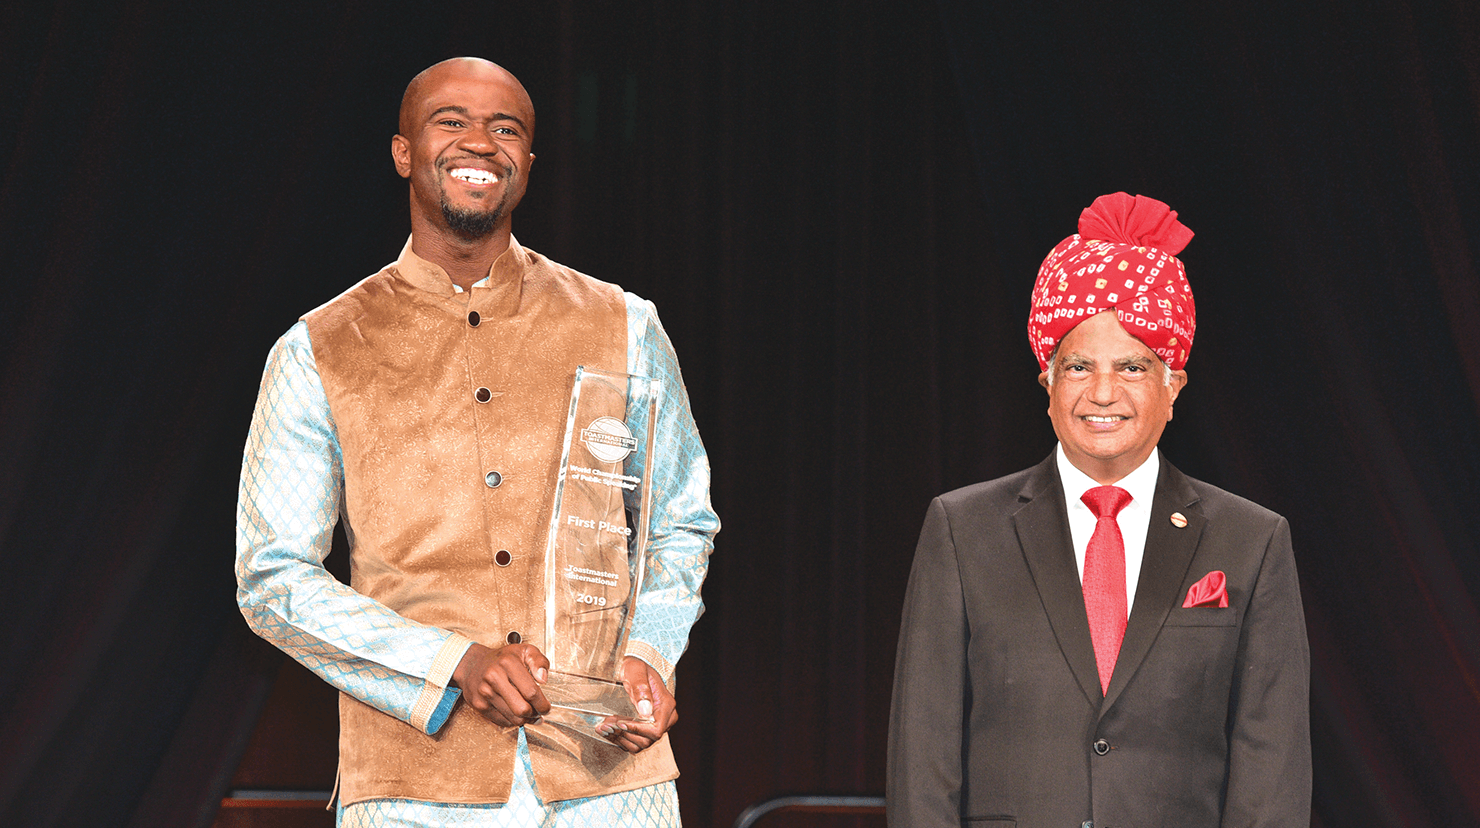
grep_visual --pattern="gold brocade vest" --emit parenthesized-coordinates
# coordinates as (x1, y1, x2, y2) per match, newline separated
(303, 237, 678, 806)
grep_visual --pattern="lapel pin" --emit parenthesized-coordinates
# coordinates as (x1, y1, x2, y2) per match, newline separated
(1170, 512, 1188, 528)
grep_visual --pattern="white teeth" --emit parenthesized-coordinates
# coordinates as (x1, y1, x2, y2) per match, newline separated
(1085, 416, 1123, 423)
(450, 168, 497, 184)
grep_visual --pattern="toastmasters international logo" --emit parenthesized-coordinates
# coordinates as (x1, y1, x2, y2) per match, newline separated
(581, 417, 637, 463)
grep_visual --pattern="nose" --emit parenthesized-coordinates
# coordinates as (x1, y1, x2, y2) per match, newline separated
(457, 125, 497, 154)
(1086, 370, 1119, 406)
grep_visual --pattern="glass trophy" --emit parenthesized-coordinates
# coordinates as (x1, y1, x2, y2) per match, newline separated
(539, 366, 659, 734)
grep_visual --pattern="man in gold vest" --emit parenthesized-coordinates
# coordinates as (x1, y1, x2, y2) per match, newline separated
(236, 57, 719, 827)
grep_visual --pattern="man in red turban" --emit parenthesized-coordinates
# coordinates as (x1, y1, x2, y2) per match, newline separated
(889, 194, 1311, 828)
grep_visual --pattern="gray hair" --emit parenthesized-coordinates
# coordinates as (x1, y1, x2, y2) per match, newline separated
(1043, 341, 1176, 387)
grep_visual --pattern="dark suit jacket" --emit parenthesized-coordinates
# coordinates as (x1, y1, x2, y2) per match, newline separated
(887, 452, 1310, 828)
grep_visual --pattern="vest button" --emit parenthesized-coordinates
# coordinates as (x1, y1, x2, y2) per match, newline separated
(1092, 739, 1110, 756)
(506, 631, 521, 644)
(474, 387, 492, 403)
(495, 549, 512, 567)
(468, 310, 481, 327)
(485, 471, 503, 488)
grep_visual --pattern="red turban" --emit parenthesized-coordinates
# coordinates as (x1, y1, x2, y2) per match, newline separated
(1028, 193, 1196, 371)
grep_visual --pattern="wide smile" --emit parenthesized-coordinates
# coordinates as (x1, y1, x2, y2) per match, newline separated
(1081, 414, 1129, 430)
(447, 166, 500, 187)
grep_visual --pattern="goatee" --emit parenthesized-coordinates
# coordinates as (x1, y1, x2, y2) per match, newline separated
(442, 201, 503, 239)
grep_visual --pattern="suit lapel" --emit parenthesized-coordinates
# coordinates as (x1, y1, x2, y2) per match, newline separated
(1102, 455, 1205, 712)
(1013, 456, 1102, 708)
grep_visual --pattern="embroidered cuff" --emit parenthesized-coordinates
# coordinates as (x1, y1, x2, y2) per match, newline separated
(409, 632, 474, 733)
(624, 640, 677, 694)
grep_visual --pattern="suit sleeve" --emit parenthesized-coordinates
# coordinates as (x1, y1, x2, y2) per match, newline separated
(1223, 516, 1312, 827)
(888, 497, 968, 828)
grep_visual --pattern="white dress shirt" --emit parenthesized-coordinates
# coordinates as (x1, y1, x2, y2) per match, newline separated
(1055, 444, 1159, 615)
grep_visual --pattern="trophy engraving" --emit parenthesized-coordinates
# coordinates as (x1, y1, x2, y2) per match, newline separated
(540, 367, 659, 732)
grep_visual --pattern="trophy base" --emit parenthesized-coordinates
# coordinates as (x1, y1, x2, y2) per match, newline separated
(542, 669, 653, 721)
(540, 669, 653, 741)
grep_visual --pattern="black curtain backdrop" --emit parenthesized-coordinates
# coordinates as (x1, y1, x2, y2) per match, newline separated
(2, 1, 1477, 826)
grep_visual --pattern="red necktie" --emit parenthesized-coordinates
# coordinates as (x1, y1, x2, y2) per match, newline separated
(1081, 485, 1132, 695)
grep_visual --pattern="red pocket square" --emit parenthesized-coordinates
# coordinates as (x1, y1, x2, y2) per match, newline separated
(1183, 570, 1229, 608)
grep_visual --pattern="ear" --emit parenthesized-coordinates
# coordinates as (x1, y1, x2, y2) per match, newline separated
(1038, 370, 1051, 392)
(1166, 369, 1188, 415)
(391, 135, 411, 179)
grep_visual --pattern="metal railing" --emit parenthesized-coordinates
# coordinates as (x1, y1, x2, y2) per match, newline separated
(733, 794, 886, 828)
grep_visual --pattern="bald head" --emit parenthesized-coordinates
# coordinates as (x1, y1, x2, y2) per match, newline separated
(399, 58, 535, 139)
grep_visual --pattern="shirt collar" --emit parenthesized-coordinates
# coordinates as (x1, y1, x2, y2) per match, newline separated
(390, 234, 530, 297)
(1055, 443, 1160, 507)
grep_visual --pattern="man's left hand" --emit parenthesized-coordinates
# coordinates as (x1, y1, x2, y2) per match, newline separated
(597, 656, 677, 753)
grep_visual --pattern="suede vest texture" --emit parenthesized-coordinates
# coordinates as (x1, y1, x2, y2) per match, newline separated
(304, 238, 678, 805)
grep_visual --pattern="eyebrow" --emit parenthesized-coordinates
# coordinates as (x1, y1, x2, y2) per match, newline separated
(1057, 352, 1155, 369)
(427, 105, 529, 131)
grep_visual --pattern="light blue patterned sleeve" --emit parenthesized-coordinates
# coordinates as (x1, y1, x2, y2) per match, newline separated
(622, 295, 720, 685)
(236, 321, 471, 734)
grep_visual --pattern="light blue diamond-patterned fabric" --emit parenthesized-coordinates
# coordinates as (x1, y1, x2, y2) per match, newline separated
(338, 730, 679, 827)
(237, 322, 467, 728)
(621, 294, 718, 680)
(236, 289, 716, 826)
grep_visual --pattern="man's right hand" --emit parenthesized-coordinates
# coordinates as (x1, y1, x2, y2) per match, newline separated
(450, 642, 551, 726)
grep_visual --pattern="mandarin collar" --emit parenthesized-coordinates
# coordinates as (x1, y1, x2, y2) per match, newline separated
(390, 235, 533, 300)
